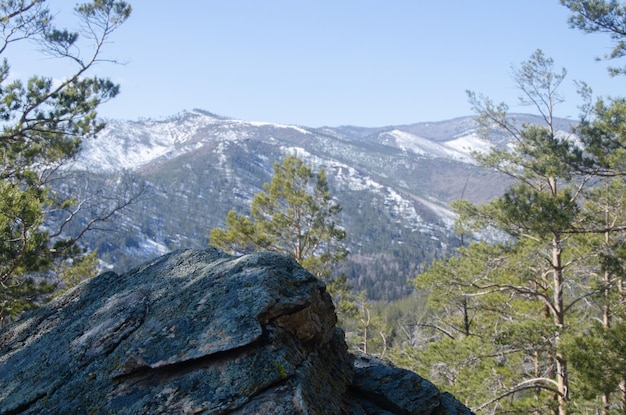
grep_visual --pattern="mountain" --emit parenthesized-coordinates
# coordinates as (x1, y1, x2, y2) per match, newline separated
(61, 109, 574, 301)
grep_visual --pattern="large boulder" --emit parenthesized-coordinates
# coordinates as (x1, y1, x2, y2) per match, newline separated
(0, 249, 473, 414)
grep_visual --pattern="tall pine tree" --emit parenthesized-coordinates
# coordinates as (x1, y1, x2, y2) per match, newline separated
(0, 1, 133, 323)
(210, 155, 348, 292)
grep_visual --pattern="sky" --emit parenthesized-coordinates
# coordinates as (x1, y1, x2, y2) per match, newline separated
(10, 1, 626, 127)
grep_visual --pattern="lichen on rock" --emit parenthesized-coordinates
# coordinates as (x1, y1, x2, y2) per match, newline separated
(0, 248, 473, 414)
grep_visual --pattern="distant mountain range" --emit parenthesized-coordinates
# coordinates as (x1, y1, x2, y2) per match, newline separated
(61, 109, 576, 301)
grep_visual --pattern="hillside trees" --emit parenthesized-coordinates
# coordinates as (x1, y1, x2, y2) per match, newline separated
(0, 0, 136, 323)
(406, 40, 626, 412)
(409, 50, 604, 415)
(400, 242, 518, 409)
(462, 51, 586, 415)
(560, 2, 626, 412)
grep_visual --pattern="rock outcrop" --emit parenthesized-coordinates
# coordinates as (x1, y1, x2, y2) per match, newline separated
(0, 249, 473, 414)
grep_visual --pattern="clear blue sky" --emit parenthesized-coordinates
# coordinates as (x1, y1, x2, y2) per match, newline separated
(13, 1, 626, 127)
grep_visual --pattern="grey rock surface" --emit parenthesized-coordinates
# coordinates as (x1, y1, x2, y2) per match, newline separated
(0, 248, 473, 414)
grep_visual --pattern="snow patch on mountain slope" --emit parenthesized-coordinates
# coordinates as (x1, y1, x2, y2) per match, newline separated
(72, 112, 313, 172)
(71, 111, 218, 171)
(244, 120, 311, 135)
(281, 145, 450, 233)
(382, 130, 481, 162)
(418, 197, 457, 228)
(443, 132, 492, 160)
(383, 130, 439, 156)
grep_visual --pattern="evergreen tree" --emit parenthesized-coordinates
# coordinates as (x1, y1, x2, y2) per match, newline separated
(560, 3, 626, 411)
(410, 48, 626, 414)
(210, 155, 348, 287)
(556, 98, 626, 414)
(393, 5, 626, 414)
(461, 52, 587, 414)
(412, 50, 599, 415)
(0, 1, 133, 323)
(562, 0, 626, 76)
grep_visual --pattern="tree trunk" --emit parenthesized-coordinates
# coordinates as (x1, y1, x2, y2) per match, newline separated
(619, 380, 626, 414)
(602, 392, 610, 415)
(461, 296, 470, 337)
(552, 235, 568, 415)
(534, 349, 542, 415)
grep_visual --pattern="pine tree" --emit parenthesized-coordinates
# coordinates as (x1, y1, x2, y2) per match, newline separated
(0, 1, 133, 323)
(561, 0, 626, 76)
(210, 155, 348, 290)
(414, 50, 597, 415)
(462, 52, 586, 414)
(559, 3, 626, 411)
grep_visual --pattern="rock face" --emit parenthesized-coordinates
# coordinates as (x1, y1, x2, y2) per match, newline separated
(0, 249, 473, 414)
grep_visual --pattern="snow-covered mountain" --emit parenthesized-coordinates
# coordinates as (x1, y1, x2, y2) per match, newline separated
(75, 110, 490, 172)
(63, 110, 574, 300)
(73, 112, 233, 171)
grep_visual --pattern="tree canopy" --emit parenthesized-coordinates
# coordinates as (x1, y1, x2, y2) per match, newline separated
(210, 155, 347, 280)
(562, 0, 626, 76)
(0, 0, 134, 323)
(403, 39, 626, 415)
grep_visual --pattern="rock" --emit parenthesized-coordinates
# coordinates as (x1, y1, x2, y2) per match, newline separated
(347, 355, 473, 415)
(0, 249, 474, 414)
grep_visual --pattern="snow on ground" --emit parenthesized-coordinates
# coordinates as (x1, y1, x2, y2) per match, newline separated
(416, 197, 457, 228)
(72, 111, 219, 171)
(443, 132, 492, 162)
(281, 145, 449, 233)
(243, 120, 311, 135)
(384, 130, 482, 162)
(73, 111, 314, 172)
(382, 130, 431, 156)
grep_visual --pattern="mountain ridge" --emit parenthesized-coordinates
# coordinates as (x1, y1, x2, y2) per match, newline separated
(76, 110, 490, 172)
(62, 109, 576, 300)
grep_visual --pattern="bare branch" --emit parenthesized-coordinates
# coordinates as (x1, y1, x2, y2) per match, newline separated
(415, 323, 456, 340)
(474, 378, 563, 412)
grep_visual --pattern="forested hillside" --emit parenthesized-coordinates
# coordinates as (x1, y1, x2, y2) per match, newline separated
(58, 110, 525, 301)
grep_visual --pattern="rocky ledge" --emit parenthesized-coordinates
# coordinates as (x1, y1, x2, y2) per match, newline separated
(0, 249, 473, 414)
